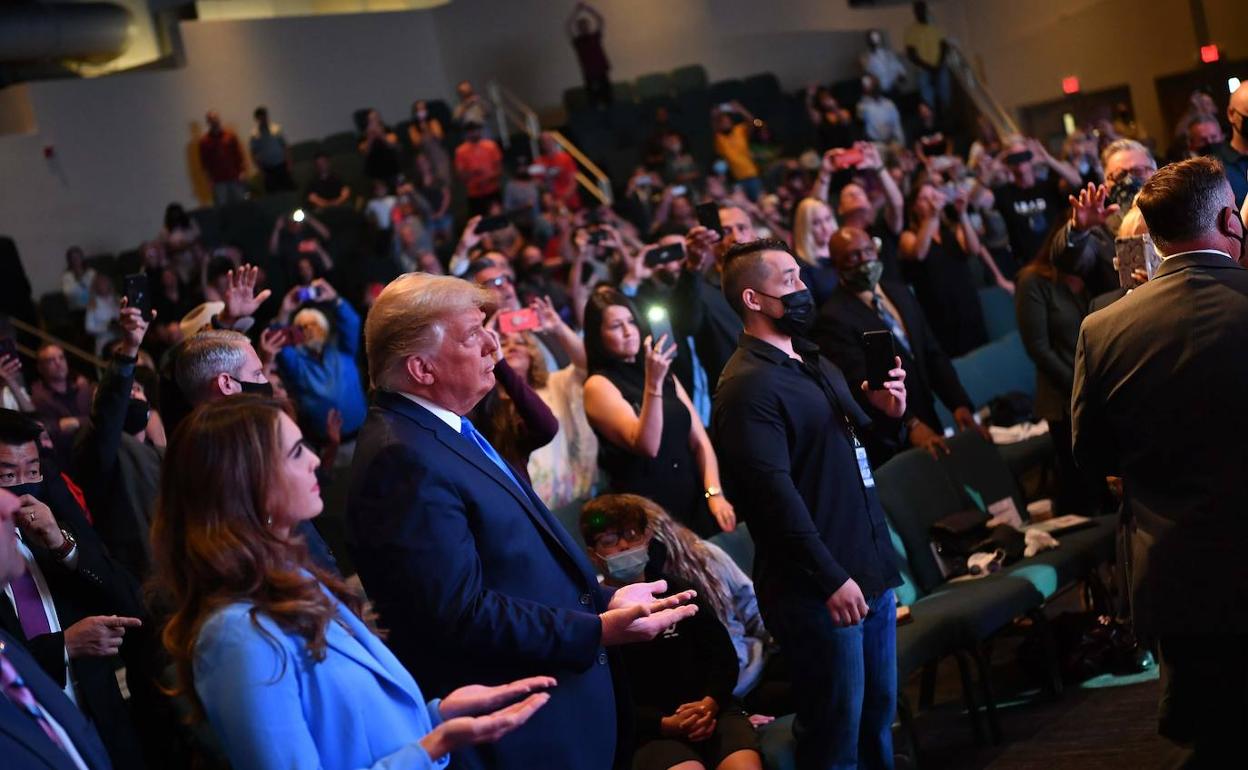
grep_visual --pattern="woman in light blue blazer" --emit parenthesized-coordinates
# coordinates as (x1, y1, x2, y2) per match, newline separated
(151, 397, 552, 769)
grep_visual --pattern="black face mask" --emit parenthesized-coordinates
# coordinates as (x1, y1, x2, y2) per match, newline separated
(757, 288, 816, 337)
(123, 399, 151, 435)
(232, 377, 275, 398)
(5, 480, 44, 500)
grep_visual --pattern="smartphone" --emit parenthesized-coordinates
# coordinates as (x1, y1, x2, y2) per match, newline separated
(292, 208, 306, 223)
(836, 147, 865, 169)
(1004, 150, 1033, 166)
(645, 306, 677, 355)
(1114, 233, 1162, 289)
(123, 273, 152, 320)
(695, 201, 723, 236)
(587, 229, 608, 245)
(296, 285, 319, 303)
(476, 214, 511, 233)
(862, 330, 896, 390)
(645, 243, 686, 267)
(498, 308, 541, 335)
(669, 185, 688, 198)
(0, 337, 16, 361)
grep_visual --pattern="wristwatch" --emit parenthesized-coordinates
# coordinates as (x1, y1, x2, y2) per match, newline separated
(50, 528, 76, 561)
(705, 486, 722, 500)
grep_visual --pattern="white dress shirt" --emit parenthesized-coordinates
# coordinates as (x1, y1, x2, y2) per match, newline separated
(398, 391, 462, 432)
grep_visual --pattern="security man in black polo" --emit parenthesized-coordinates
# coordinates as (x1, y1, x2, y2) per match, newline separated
(711, 238, 907, 770)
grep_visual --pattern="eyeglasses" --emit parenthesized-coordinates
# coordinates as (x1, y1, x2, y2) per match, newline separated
(593, 527, 646, 549)
(482, 275, 512, 288)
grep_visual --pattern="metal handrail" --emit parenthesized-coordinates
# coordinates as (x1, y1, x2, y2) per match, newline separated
(487, 80, 613, 206)
(945, 41, 1020, 140)
(6, 315, 105, 369)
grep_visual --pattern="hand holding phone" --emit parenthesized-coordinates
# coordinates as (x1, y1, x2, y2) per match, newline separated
(123, 273, 152, 321)
(695, 202, 723, 237)
(645, 243, 686, 268)
(645, 306, 677, 356)
(862, 330, 896, 390)
(476, 214, 511, 233)
(498, 308, 541, 335)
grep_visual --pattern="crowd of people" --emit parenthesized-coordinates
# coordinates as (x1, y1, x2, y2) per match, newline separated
(3, 1, 1248, 768)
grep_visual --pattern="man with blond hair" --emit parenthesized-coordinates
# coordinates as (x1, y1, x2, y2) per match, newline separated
(347, 273, 699, 770)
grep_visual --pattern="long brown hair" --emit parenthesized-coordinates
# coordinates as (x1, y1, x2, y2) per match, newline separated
(581, 494, 732, 627)
(150, 396, 363, 722)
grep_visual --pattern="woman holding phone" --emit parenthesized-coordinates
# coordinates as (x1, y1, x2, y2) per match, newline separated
(152, 396, 552, 770)
(583, 287, 734, 538)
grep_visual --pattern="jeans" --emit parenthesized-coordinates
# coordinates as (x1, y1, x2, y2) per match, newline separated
(212, 180, 248, 206)
(766, 587, 896, 770)
(917, 64, 952, 119)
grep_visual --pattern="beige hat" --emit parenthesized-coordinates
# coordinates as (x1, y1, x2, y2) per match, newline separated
(179, 302, 225, 339)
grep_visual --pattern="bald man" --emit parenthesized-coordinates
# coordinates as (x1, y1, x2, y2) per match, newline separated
(813, 227, 981, 462)
(1212, 81, 1248, 208)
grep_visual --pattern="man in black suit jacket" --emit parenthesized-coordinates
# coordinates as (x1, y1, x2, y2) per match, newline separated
(0, 410, 145, 769)
(0, 488, 114, 770)
(812, 227, 984, 463)
(347, 273, 697, 769)
(1072, 157, 1248, 762)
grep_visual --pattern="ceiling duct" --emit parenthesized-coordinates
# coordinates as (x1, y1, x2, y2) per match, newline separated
(0, 2, 133, 65)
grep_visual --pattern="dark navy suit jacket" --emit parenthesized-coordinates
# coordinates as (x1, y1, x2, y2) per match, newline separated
(347, 391, 623, 769)
(0, 629, 112, 770)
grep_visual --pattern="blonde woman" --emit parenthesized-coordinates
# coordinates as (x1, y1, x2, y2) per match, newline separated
(791, 197, 840, 305)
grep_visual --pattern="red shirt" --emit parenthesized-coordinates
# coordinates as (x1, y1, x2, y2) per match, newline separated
(454, 139, 503, 198)
(538, 150, 581, 208)
(199, 129, 245, 183)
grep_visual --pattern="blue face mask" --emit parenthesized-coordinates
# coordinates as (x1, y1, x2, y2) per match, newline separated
(602, 544, 649, 583)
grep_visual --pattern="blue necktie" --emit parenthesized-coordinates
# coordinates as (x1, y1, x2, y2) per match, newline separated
(872, 292, 913, 357)
(460, 416, 525, 494)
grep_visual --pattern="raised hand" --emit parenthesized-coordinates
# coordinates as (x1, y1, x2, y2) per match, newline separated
(642, 334, 676, 395)
(0, 354, 22, 387)
(684, 226, 720, 272)
(117, 300, 152, 358)
(221, 264, 273, 323)
(1068, 182, 1119, 232)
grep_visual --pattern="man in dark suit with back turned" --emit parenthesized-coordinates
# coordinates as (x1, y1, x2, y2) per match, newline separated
(1072, 157, 1248, 764)
(812, 226, 984, 463)
(0, 487, 114, 769)
(347, 273, 697, 769)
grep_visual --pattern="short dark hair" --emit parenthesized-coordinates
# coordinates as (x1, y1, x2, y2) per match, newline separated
(0, 408, 42, 448)
(721, 238, 791, 317)
(253, 106, 267, 120)
(1136, 157, 1232, 252)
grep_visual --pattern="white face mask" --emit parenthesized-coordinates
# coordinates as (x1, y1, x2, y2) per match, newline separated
(601, 543, 648, 582)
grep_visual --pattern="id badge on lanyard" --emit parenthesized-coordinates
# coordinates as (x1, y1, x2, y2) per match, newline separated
(853, 433, 875, 489)
(803, 357, 875, 490)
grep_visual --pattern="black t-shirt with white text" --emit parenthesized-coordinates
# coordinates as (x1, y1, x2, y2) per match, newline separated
(993, 176, 1066, 263)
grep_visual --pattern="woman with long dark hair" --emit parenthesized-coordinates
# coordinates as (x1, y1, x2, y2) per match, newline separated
(1015, 223, 1107, 516)
(151, 396, 551, 769)
(582, 288, 734, 538)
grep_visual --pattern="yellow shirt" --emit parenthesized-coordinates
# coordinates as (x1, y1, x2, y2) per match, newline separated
(714, 123, 759, 181)
(904, 22, 944, 68)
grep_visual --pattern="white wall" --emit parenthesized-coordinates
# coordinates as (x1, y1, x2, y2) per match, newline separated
(0, 10, 449, 296)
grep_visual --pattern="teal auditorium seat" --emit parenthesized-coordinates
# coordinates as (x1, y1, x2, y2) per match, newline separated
(934, 330, 1035, 428)
(978, 286, 1017, 341)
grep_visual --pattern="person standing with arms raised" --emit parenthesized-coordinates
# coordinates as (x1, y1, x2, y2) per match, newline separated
(348, 273, 698, 769)
(712, 238, 907, 769)
(1072, 157, 1248, 764)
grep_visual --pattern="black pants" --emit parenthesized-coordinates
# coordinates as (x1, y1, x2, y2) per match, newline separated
(585, 75, 613, 107)
(1156, 634, 1248, 767)
(261, 163, 295, 192)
